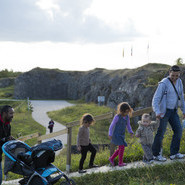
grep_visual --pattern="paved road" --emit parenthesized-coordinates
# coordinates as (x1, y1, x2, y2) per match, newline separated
(31, 100, 73, 145)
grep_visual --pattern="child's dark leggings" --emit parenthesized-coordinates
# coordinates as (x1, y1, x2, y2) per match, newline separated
(79, 143, 97, 170)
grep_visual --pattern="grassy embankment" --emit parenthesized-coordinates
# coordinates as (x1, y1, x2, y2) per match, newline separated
(0, 100, 46, 180)
(47, 102, 185, 185)
(2, 65, 185, 184)
(0, 100, 46, 146)
(0, 69, 22, 99)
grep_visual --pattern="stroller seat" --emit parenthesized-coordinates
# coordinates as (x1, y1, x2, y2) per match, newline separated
(17, 151, 32, 166)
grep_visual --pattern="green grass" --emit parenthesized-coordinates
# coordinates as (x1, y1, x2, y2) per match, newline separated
(0, 86, 14, 99)
(50, 128, 185, 173)
(0, 100, 46, 143)
(47, 102, 185, 185)
(0, 68, 22, 99)
(68, 162, 185, 185)
(4, 101, 185, 184)
(47, 103, 185, 161)
(0, 100, 46, 146)
(0, 69, 21, 78)
(47, 103, 113, 144)
(146, 70, 168, 86)
(47, 103, 112, 124)
(0, 100, 46, 181)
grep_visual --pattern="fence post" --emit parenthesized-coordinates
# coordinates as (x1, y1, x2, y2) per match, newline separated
(66, 127, 72, 173)
(37, 133, 42, 144)
(27, 97, 30, 111)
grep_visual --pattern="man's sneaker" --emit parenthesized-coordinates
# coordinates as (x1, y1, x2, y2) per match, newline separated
(78, 169, 87, 174)
(170, 153, 185, 160)
(153, 155, 167, 162)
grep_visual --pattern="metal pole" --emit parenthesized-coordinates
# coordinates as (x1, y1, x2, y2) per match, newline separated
(66, 127, 72, 173)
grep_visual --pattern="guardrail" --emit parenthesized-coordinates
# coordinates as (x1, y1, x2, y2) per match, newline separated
(18, 132, 40, 141)
(18, 106, 153, 173)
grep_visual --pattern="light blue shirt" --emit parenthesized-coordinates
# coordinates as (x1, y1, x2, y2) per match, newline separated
(152, 77, 185, 116)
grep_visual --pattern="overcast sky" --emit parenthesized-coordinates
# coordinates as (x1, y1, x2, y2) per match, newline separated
(0, 0, 185, 72)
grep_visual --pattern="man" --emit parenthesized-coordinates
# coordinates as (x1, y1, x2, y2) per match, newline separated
(152, 65, 185, 162)
(0, 105, 15, 184)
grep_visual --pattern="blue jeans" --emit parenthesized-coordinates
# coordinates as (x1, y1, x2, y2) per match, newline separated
(152, 109, 182, 156)
(0, 162, 2, 185)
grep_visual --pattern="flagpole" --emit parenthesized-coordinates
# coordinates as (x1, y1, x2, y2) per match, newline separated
(131, 45, 133, 65)
(147, 42, 149, 63)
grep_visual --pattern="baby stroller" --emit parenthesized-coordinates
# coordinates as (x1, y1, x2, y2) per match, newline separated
(2, 139, 76, 185)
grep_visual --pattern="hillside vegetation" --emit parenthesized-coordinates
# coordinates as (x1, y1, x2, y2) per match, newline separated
(0, 69, 21, 79)
(46, 102, 185, 185)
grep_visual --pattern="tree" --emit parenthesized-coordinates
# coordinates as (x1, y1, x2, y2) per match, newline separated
(175, 58, 183, 65)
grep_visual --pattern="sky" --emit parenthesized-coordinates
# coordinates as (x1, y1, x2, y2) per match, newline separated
(0, 0, 185, 72)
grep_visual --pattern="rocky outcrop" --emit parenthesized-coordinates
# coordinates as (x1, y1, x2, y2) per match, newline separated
(0, 77, 15, 88)
(14, 68, 82, 100)
(14, 64, 185, 109)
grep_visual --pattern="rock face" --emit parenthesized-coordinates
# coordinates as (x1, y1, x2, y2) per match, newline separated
(0, 77, 15, 88)
(13, 64, 185, 109)
(14, 68, 81, 100)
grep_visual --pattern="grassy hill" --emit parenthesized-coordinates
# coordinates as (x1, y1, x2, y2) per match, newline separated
(47, 102, 185, 185)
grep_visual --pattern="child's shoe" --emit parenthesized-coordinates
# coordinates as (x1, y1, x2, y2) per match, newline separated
(118, 163, 127, 167)
(142, 158, 147, 163)
(153, 155, 166, 162)
(144, 159, 154, 164)
(148, 159, 154, 163)
(143, 157, 154, 164)
(89, 164, 99, 168)
(78, 169, 87, 174)
(142, 156, 147, 162)
(109, 157, 115, 166)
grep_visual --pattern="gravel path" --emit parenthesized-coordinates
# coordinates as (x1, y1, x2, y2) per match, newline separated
(30, 100, 74, 145)
(3, 158, 185, 184)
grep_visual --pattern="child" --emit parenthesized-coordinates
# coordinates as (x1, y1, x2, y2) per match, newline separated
(77, 113, 98, 173)
(108, 102, 134, 167)
(135, 113, 159, 163)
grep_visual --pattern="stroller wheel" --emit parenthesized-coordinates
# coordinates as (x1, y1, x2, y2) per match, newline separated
(27, 175, 46, 185)
(60, 178, 76, 185)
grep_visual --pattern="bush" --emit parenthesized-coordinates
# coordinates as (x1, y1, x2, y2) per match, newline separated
(0, 69, 21, 78)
